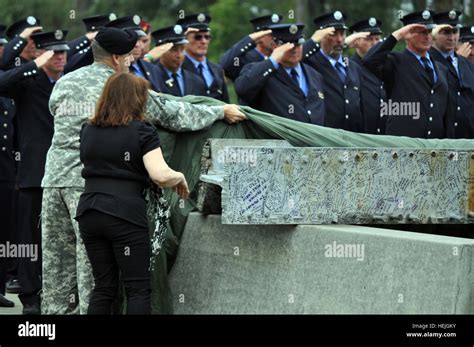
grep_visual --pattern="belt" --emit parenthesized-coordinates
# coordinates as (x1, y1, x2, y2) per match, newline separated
(84, 177, 145, 196)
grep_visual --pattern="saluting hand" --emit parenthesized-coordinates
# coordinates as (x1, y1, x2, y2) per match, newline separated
(457, 42, 472, 58)
(345, 31, 371, 48)
(392, 24, 427, 41)
(145, 42, 173, 62)
(270, 42, 295, 63)
(19, 26, 43, 39)
(223, 104, 247, 124)
(34, 50, 54, 69)
(86, 31, 98, 41)
(311, 27, 336, 43)
(249, 29, 273, 42)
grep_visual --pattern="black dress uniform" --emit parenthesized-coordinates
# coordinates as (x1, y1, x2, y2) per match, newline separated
(182, 56, 229, 102)
(68, 14, 117, 59)
(0, 16, 41, 70)
(429, 11, 474, 139)
(156, 64, 206, 96)
(0, 30, 70, 312)
(130, 59, 162, 92)
(363, 11, 450, 139)
(349, 18, 387, 135)
(235, 24, 326, 125)
(178, 13, 230, 102)
(302, 11, 365, 133)
(219, 14, 281, 80)
(0, 95, 15, 304)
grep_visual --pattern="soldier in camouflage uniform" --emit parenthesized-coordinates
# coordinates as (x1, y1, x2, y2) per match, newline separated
(41, 27, 246, 314)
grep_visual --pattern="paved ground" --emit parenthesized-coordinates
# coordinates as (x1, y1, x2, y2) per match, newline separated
(0, 293, 22, 315)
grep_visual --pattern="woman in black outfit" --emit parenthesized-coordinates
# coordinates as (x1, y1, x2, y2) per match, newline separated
(76, 72, 189, 314)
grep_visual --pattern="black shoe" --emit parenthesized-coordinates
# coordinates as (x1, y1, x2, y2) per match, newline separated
(0, 294, 15, 307)
(22, 303, 40, 315)
(6, 278, 21, 294)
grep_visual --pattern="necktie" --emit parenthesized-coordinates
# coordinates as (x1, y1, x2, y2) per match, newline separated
(335, 62, 347, 83)
(290, 68, 299, 84)
(172, 73, 182, 96)
(420, 57, 434, 85)
(197, 63, 207, 86)
(446, 55, 461, 80)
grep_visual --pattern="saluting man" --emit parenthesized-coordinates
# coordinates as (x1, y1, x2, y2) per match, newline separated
(0, 29, 70, 314)
(0, 16, 42, 70)
(347, 17, 387, 135)
(363, 11, 451, 139)
(430, 10, 474, 139)
(220, 14, 280, 81)
(235, 23, 326, 125)
(302, 11, 365, 133)
(151, 24, 207, 97)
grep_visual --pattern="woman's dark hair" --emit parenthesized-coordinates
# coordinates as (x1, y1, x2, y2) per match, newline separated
(90, 72, 150, 127)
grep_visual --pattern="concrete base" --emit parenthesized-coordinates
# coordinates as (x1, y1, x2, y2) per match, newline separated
(169, 213, 474, 314)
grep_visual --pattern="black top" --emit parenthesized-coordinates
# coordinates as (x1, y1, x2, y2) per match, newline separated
(76, 120, 161, 227)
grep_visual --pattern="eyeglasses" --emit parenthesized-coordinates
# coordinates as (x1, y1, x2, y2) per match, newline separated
(193, 34, 212, 41)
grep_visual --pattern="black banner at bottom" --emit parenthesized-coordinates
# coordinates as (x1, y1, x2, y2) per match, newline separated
(0, 315, 472, 346)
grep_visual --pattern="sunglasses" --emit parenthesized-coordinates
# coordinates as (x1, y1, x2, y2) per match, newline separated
(193, 34, 212, 41)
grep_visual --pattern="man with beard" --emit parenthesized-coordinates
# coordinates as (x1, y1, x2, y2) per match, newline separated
(179, 13, 229, 102)
(151, 24, 207, 97)
(302, 11, 365, 133)
(347, 17, 387, 134)
(219, 14, 280, 81)
(430, 10, 474, 139)
(40, 27, 246, 314)
(363, 11, 451, 139)
(0, 16, 42, 70)
(0, 30, 69, 314)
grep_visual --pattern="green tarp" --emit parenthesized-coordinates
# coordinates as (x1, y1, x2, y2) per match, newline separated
(151, 94, 474, 314)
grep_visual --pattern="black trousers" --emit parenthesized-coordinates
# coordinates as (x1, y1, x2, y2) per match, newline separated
(0, 181, 16, 295)
(78, 210, 151, 315)
(17, 188, 42, 306)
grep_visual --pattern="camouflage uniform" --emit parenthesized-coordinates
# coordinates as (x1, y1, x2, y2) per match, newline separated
(41, 62, 225, 314)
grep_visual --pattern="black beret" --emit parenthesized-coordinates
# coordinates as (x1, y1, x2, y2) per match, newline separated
(95, 27, 138, 55)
